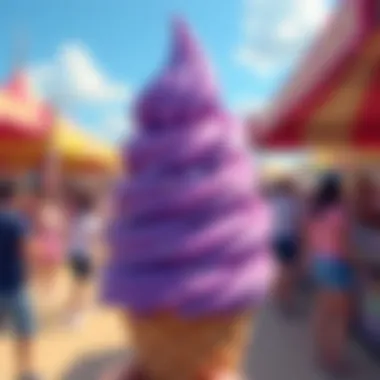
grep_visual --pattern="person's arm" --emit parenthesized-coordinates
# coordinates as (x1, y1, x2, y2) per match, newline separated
(23, 235, 36, 270)
(60, 208, 70, 252)
(90, 216, 107, 266)
(19, 218, 36, 270)
(343, 210, 359, 267)
(298, 200, 310, 274)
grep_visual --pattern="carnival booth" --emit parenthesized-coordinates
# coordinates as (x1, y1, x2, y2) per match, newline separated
(252, 0, 380, 352)
(0, 71, 53, 172)
(254, 0, 380, 152)
(0, 70, 118, 178)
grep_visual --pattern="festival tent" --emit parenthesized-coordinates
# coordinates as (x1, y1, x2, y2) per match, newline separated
(253, 0, 380, 151)
(52, 117, 119, 173)
(0, 71, 53, 169)
(0, 71, 118, 176)
(252, 1, 380, 354)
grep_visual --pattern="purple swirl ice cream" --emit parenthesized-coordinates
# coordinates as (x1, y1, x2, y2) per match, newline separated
(103, 18, 275, 317)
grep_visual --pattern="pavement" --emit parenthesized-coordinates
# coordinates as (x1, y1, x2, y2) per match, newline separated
(247, 300, 380, 380)
(0, 271, 125, 380)
(1, 272, 379, 380)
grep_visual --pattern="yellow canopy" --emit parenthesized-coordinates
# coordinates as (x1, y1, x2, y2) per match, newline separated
(52, 117, 119, 173)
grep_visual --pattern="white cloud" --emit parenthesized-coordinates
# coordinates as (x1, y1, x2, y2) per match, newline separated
(30, 42, 130, 107)
(28, 42, 133, 143)
(235, 0, 332, 75)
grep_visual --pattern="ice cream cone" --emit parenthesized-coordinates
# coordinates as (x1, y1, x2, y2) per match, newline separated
(103, 16, 274, 380)
(128, 311, 252, 380)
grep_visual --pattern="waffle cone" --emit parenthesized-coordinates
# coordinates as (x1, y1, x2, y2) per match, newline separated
(128, 311, 253, 380)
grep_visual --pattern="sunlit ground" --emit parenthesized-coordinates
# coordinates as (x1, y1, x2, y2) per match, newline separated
(1, 269, 380, 380)
(0, 270, 126, 380)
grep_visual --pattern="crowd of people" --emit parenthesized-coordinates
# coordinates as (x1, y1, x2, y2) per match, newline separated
(0, 178, 106, 380)
(1, 170, 380, 379)
(270, 171, 380, 375)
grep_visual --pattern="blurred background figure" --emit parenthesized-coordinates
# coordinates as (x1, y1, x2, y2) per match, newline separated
(0, 179, 39, 380)
(352, 173, 380, 354)
(270, 176, 304, 313)
(65, 189, 102, 328)
(308, 173, 353, 374)
(30, 187, 67, 313)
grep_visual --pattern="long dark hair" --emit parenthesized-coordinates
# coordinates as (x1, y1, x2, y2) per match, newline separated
(311, 172, 343, 216)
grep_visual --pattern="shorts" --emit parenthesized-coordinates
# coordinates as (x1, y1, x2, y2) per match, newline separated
(313, 256, 354, 291)
(273, 236, 299, 265)
(69, 254, 93, 281)
(0, 288, 36, 338)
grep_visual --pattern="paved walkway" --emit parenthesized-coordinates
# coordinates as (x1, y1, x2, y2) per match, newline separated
(1, 273, 379, 380)
(0, 271, 124, 380)
(64, 301, 380, 380)
(247, 301, 380, 380)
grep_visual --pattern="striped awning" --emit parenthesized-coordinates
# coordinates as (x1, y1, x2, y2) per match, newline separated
(254, 0, 380, 150)
(0, 71, 52, 140)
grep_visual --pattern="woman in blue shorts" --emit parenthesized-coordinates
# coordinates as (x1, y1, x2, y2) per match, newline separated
(308, 173, 353, 374)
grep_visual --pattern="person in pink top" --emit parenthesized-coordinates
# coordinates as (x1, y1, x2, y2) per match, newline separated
(270, 177, 304, 313)
(31, 191, 67, 308)
(308, 173, 353, 374)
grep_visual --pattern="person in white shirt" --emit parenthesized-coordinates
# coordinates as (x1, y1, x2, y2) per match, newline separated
(270, 177, 304, 312)
(66, 191, 102, 327)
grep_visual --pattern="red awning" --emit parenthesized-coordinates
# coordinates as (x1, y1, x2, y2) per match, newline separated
(254, 0, 380, 150)
(0, 71, 53, 141)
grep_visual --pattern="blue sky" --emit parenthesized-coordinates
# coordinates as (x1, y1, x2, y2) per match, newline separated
(0, 0, 335, 143)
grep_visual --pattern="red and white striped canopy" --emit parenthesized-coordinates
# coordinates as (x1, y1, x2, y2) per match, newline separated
(254, 0, 380, 150)
(0, 71, 52, 140)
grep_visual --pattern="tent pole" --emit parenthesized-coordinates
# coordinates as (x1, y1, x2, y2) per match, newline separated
(41, 112, 61, 199)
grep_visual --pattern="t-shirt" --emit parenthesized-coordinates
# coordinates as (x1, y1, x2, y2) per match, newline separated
(0, 209, 28, 294)
(309, 206, 347, 258)
(68, 213, 102, 257)
(271, 194, 302, 238)
(35, 204, 66, 260)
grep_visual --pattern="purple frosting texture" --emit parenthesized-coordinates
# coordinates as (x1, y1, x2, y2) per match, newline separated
(103, 19, 274, 316)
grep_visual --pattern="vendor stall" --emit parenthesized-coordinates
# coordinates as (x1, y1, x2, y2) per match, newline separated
(253, 0, 380, 151)
(251, 0, 380, 353)
(0, 71, 118, 176)
(0, 71, 53, 171)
